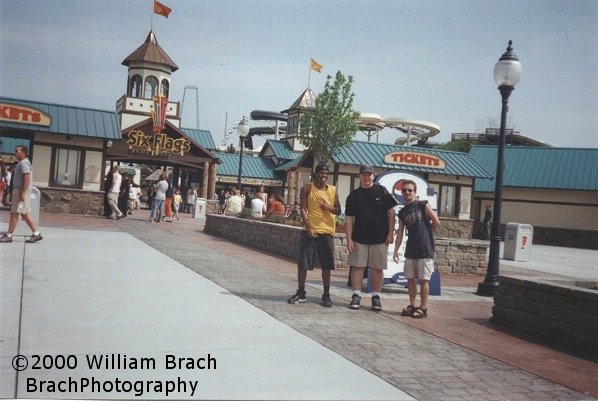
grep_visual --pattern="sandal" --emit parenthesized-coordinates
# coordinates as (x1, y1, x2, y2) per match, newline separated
(412, 306, 428, 319)
(400, 305, 416, 317)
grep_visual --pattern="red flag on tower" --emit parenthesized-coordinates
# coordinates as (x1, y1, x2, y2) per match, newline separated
(153, 0, 172, 18)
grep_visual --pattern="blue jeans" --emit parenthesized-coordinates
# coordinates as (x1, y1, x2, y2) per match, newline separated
(149, 199, 165, 221)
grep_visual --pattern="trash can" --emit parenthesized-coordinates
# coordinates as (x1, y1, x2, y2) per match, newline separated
(503, 222, 533, 261)
(14, 186, 41, 235)
(194, 198, 207, 219)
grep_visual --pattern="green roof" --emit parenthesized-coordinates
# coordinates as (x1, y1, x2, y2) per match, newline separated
(275, 154, 303, 171)
(214, 152, 281, 180)
(470, 145, 598, 192)
(0, 137, 30, 155)
(333, 140, 492, 178)
(180, 127, 216, 150)
(0, 97, 121, 140)
(266, 140, 302, 161)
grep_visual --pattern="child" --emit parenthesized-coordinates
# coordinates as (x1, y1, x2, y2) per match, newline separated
(172, 188, 182, 221)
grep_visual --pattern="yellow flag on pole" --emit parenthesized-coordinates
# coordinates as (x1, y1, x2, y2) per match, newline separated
(310, 58, 323, 73)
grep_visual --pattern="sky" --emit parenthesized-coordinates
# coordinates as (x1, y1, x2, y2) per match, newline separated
(1, 0, 596, 149)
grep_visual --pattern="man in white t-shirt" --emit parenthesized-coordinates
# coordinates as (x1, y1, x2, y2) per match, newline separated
(250, 192, 266, 218)
(148, 174, 169, 222)
(107, 165, 123, 219)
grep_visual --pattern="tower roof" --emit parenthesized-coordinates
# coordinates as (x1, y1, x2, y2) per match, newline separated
(281, 88, 316, 114)
(122, 31, 178, 72)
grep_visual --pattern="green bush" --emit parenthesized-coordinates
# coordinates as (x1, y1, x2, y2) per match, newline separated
(237, 208, 253, 219)
(264, 214, 285, 224)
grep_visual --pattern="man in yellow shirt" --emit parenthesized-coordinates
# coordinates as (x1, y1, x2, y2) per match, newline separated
(288, 164, 341, 307)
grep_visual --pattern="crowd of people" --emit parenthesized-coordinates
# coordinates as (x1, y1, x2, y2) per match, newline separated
(217, 185, 300, 220)
(100, 168, 202, 223)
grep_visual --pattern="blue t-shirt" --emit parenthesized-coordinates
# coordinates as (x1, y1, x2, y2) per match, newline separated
(398, 200, 435, 259)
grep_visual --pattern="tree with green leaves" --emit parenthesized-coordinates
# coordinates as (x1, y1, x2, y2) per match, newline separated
(298, 71, 359, 164)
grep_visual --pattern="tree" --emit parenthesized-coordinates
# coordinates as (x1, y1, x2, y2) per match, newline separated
(226, 143, 236, 154)
(438, 138, 477, 153)
(298, 71, 359, 164)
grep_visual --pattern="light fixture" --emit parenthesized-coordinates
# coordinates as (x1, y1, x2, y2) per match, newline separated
(236, 117, 250, 193)
(478, 40, 522, 297)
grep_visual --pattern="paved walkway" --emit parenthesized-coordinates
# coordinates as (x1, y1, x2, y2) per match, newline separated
(1, 209, 596, 400)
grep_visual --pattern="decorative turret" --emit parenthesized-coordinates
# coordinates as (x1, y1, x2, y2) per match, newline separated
(281, 88, 317, 151)
(122, 30, 178, 99)
(116, 31, 181, 131)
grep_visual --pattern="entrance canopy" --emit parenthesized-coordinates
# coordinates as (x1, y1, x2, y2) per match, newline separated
(107, 118, 220, 168)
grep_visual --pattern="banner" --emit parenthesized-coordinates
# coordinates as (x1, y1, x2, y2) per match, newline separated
(151, 95, 169, 133)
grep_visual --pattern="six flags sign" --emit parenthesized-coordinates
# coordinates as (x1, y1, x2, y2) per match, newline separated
(384, 151, 446, 169)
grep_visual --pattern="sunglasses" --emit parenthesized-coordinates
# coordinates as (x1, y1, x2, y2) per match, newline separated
(401, 188, 414, 193)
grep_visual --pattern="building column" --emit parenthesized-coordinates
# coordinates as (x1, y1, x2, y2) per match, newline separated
(287, 170, 295, 204)
(208, 162, 217, 200)
(201, 161, 209, 198)
(294, 169, 302, 203)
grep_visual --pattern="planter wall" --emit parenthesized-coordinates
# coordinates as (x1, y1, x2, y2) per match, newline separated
(39, 188, 104, 215)
(204, 214, 488, 273)
(493, 276, 598, 356)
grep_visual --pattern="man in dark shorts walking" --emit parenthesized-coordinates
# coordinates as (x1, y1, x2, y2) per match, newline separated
(288, 163, 341, 307)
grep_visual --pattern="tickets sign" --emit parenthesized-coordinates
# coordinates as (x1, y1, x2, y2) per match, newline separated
(0, 103, 51, 126)
(384, 151, 446, 169)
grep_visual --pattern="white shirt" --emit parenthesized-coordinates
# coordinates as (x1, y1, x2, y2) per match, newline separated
(251, 198, 266, 217)
(154, 180, 168, 201)
(129, 186, 141, 199)
(110, 172, 122, 194)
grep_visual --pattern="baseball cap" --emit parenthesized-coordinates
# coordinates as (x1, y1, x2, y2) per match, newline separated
(359, 164, 374, 174)
(314, 163, 329, 173)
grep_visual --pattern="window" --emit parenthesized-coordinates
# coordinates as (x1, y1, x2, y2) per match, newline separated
(53, 148, 82, 186)
(144, 76, 159, 99)
(128, 74, 142, 98)
(160, 79, 169, 97)
(440, 185, 457, 217)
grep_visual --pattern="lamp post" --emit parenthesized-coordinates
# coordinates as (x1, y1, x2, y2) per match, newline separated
(236, 117, 250, 193)
(477, 40, 522, 296)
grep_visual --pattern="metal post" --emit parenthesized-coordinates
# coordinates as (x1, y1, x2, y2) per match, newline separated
(477, 85, 514, 296)
(237, 137, 244, 193)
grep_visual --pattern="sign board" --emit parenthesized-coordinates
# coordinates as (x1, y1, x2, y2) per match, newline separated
(0, 103, 51, 126)
(152, 95, 169, 133)
(384, 151, 446, 169)
(126, 130, 191, 156)
(375, 171, 438, 280)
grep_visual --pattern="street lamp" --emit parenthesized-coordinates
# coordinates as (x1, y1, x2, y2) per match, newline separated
(236, 117, 250, 193)
(477, 40, 522, 297)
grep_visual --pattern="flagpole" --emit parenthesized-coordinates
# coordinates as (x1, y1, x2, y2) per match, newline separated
(150, 0, 154, 30)
(308, 57, 313, 88)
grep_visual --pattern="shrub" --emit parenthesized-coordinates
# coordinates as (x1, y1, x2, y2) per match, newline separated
(237, 208, 253, 219)
(264, 214, 285, 224)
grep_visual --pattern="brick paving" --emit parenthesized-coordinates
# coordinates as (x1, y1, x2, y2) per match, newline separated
(4, 209, 596, 401)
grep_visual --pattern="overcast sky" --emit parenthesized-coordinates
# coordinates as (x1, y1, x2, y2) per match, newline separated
(1, 0, 596, 149)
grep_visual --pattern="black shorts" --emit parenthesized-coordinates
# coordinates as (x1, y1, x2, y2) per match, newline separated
(298, 231, 335, 270)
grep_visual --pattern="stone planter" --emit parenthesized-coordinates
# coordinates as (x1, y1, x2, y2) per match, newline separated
(204, 214, 488, 273)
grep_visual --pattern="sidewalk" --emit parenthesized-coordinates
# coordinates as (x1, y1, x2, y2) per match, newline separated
(1, 209, 596, 400)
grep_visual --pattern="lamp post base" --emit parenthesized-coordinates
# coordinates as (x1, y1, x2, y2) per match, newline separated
(477, 281, 499, 297)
